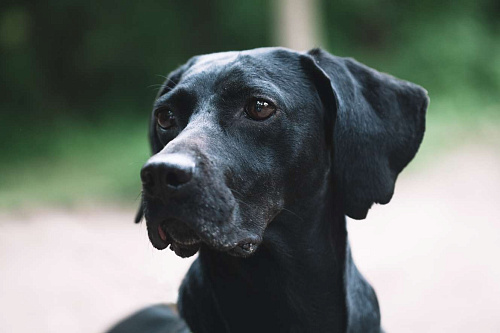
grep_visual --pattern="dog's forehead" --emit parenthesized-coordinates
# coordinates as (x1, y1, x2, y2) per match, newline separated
(183, 48, 300, 82)
(185, 52, 240, 77)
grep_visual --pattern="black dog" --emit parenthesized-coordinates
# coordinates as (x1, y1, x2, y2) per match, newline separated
(110, 47, 428, 333)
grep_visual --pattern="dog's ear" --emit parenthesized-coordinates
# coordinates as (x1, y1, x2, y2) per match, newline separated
(302, 48, 428, 220)
(135, 57, 199, 223)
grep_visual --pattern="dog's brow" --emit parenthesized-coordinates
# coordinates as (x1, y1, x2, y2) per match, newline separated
(155, 88, 197, 109)
(218, 79, 284, 105)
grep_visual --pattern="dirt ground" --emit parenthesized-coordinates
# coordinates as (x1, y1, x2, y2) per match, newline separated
(1, 143, 499, 333)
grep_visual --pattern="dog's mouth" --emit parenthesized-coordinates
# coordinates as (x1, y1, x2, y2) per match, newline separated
(147, 217, 261, 258)
(150, 218, 202, 258)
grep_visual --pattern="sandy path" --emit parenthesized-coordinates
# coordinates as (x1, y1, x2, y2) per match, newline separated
(1, 144, 499, 333)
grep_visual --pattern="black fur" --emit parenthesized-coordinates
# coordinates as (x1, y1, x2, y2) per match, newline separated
(113, 47, 428, 332)
(107, 304, 189, 333)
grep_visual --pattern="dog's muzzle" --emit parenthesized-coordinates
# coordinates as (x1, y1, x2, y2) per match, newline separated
(140, 152, 261, 258)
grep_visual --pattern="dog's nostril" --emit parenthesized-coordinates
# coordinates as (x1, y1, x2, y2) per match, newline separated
(141, 169, 154, 186)
(165, 168, 192, 187)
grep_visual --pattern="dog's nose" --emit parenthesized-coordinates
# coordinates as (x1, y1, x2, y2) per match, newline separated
(141, 153, 196, 196)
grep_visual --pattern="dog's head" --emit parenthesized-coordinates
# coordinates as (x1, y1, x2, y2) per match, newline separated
(137, 47, 428, 258)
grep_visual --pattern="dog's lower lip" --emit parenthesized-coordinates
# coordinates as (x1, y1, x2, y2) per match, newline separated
(169, 235, 200, 246)
(148, 228, 169, 250)
(170, 241, 200, 258)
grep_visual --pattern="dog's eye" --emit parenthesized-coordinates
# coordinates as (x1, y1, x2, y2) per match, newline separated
(245, 99, 276, 120)
(156, 110, 176, 129)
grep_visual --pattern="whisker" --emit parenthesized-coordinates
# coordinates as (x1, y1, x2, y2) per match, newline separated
(155, 75, 177, 87)
(147, 83, 164, 90)
(233, 197, 252, 208)
(227, 187, 245, 198)
(281, 208, 304, 222)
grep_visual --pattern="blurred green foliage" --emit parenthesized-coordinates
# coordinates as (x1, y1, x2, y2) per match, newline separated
(0, 0, 499, 209)
(322, 0, 500, 111)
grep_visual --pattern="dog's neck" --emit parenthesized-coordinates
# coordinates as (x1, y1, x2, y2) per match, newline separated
(178, 188, 381, 333)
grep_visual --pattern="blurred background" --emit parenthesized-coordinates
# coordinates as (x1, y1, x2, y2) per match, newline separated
(0, 0, 499, 332)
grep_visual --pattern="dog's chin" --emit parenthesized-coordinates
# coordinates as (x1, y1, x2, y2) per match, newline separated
(147, 217, 261, 258)
(169, 241, 201, 258)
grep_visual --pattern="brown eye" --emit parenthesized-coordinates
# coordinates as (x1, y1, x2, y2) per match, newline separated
(245, 99, 276, 120)
(156, 110, 176, 129)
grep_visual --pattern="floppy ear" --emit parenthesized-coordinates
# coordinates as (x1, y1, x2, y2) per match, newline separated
(303, 48, 428, 220)
(135, 58, 198, 223)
